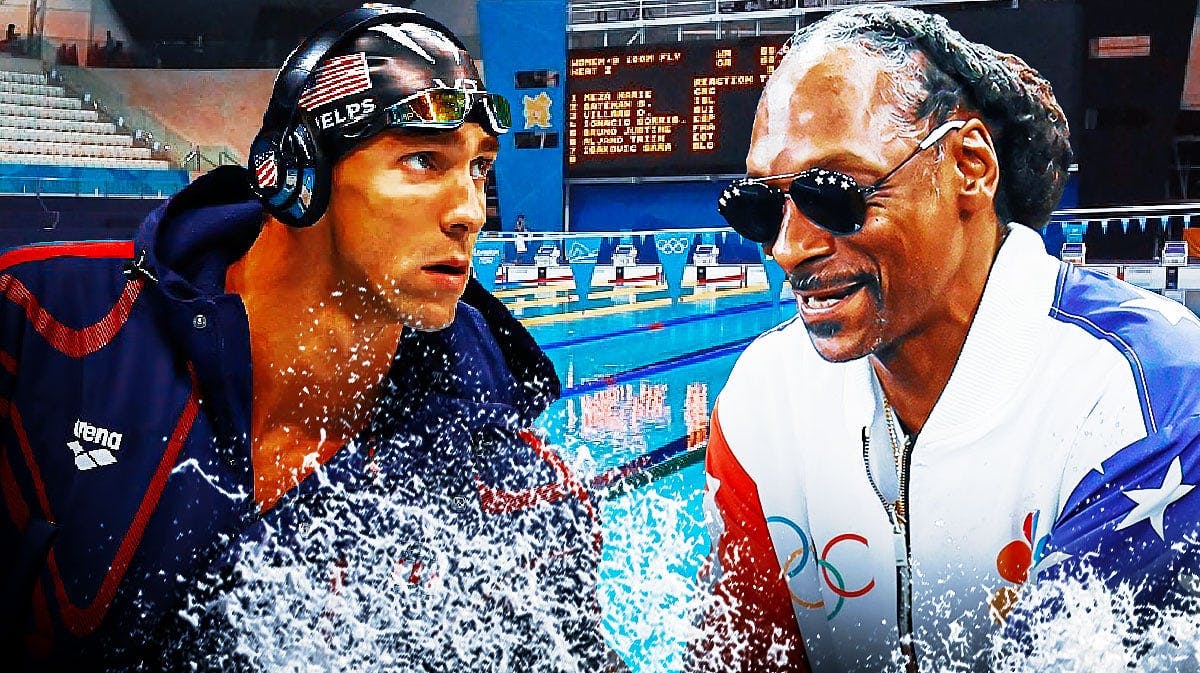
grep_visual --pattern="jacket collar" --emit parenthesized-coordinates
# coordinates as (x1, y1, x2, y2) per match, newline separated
(840, 224, 1062, 446)
(917, 224, 1062, 445)
(132, 165, 262, 302)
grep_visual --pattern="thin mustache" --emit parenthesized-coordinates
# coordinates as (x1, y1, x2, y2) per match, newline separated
(788, 270, 877, 294)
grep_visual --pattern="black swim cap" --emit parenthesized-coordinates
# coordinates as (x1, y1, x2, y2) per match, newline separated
(297, 19, 504, 161)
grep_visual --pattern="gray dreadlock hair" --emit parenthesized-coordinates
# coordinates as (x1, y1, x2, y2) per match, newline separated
(780, 4, 1072, 229)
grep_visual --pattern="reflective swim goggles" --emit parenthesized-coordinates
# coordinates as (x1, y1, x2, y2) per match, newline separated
(383, 87, 512, 135)
(718, 120, 966, 243)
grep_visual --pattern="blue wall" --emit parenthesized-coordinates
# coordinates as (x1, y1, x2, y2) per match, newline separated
(477, 0, 567, 232)
(569, 181, 729, 232)
(0, 195, 163, 250)
(0, 164, 189, 197)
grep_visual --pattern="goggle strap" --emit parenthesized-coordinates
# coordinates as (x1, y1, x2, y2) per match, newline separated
(474, 94, 509, 135)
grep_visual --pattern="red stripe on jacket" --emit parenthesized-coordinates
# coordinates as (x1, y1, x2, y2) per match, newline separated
(8, 405, 54, 522)
(0, 241, 141, 358)
(688, 405, 809, 673)
(475, 429, 603, 552)
(0, 241, 134, 272)
(0, 275, 144, 358)
(44, 380, 200, 636)
(0, 349, 17, 376)
(0, 446, 30, 529)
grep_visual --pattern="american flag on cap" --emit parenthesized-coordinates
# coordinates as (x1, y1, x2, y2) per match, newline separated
(253, 149, 278, 189)
(298, 52, 373, 111)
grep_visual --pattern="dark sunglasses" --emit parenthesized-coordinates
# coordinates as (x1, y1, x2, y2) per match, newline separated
(718, 120, 966, 242)
(383, 87, 512, 135)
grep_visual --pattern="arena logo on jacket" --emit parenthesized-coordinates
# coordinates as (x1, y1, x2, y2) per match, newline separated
(67, 418, 125, 471)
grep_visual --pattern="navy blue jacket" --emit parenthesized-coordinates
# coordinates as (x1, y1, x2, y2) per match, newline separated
(0, 166, 608, 671)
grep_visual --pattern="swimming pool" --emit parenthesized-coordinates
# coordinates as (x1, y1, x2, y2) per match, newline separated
(510, 281, 798, 672)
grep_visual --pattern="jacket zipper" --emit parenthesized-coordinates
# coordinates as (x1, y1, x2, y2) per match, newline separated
(861, 427, 917, 672)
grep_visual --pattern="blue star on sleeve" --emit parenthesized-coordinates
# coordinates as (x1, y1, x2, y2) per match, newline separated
(1033, 414, 1200, 601)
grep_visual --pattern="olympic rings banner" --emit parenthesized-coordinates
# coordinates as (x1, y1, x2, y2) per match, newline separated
(567, 237, 602, 307)
(471, 239, 506, 292)
(654, 233, 692, 302)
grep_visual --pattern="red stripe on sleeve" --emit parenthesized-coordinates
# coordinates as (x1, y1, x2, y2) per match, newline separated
(0, 445, 30, 529)
(688, 405, 809, 673)
(26, 578, 54, 658)
(0, 349, 17, 376)
(9, 405, 54, 522)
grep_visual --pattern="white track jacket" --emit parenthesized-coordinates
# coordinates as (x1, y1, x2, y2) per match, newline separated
(698, 224, 1200, 672)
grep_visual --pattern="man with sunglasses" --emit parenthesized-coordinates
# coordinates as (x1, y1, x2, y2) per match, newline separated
(0, 7, 623, 672)
(692, 5, 1200, 672)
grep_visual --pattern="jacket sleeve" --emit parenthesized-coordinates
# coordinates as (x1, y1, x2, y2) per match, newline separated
(686, 405, 809, 673)
(1007, 414, 1200, 639)
(0, 259, 59, 656)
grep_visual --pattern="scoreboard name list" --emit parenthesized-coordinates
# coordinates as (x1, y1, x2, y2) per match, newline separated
(567, 39, 783, 177)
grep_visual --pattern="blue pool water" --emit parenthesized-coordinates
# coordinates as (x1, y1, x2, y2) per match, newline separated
(512, 286, 798, 672)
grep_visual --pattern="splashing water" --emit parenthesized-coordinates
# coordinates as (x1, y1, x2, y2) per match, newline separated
(598, 479, 709, 673)
(171, 458, 250, 502)
(170, 427, 1200, 673)
(884, 561, 1200, 673)
(174, 449, 614, 672)
(984, 569, 1200, 673)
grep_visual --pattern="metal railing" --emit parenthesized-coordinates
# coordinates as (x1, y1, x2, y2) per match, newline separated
(1049, 203, 1200, 229)
(568, 0, 1013, 29)
(48, 62, 205, 168)
(476, 204, 1200, 240)
(480, 226, 732, 240)
(181, 145, 242, 172)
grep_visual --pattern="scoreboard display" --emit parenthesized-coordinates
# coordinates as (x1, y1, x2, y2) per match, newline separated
(566, 37, 784, 178)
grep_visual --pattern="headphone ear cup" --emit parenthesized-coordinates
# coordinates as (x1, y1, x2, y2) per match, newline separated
(251, 121, 330, 228)
(247, 131, 284, 205)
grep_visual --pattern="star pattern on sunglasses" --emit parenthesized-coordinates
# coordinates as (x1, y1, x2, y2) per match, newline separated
(812, 169, 854, 191)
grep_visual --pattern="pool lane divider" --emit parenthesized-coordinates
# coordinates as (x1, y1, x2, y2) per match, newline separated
(519, 284, 779, 328)
(506, 283, 664, 311)
(560, 335, 758, 397)
(540, 299, 778, 351)
(592, 434, 706, 499)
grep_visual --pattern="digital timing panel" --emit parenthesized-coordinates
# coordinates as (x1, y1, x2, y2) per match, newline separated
(567, 38, 784, 178)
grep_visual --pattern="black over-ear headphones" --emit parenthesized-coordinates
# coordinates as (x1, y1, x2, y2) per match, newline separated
(247, 4, 466, 228)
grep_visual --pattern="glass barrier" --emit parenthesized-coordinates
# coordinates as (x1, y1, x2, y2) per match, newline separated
(0, 174, 188, 198)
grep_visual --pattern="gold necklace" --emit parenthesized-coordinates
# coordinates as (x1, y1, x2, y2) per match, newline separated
(882, 397, 907, 523)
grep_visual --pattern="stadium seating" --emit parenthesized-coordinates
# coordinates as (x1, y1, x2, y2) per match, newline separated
(0, 69, 170, 170)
